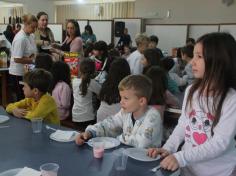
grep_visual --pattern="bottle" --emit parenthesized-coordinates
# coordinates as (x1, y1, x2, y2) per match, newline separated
(0, 51, 8, 67)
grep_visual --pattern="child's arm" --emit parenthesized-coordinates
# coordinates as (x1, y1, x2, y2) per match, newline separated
(172, 93, 236, 168)
(58, 83, 71, 109)
(89, 79, 101, 95)
(162, 86, 191, 153)
(85, 110, 124, 138)
(25, 95, 56, 120)
(6, 99, 29, 113)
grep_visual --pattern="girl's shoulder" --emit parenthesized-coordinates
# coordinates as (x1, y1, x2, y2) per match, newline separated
(224, 88, 236, 103)
(55, 81, 70, 88)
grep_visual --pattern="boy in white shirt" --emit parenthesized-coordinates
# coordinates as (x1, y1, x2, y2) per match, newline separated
(127, 34, 149, 75)
(76, 75, 162, 148)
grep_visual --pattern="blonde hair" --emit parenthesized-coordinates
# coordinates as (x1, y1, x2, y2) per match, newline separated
(118, 75, 152, 101)
(22, 14, 37, 25)
(135, 33, 150, 46)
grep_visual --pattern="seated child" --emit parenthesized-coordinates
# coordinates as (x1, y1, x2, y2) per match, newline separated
(51, 61, 72, 121)
(6, 69, 60, 125)
(76, 75, 163, 148)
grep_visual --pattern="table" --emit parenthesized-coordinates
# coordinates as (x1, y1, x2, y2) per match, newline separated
(0, 68, 8, 107)
(0, 107, 176, 176)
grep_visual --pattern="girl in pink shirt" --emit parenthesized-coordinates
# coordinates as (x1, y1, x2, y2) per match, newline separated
(51, 61, 72, 120)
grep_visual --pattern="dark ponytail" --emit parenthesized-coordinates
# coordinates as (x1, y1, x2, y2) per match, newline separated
(79, 58, 95, 96)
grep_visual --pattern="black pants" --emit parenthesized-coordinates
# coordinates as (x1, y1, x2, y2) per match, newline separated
(9, 75, 24, 101)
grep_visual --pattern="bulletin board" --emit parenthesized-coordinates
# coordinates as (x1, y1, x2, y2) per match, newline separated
(145, 24, 188, 55)
(0, 24, 8, 33)
(88, 20, 113, 44)
(219, 24, 236, 40)
(48, 24, 63, 43)
(77, 19, 88, 33)
(188, 24, 219, 40)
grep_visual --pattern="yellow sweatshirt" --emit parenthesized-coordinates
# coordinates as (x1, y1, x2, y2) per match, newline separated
(6, 94, 60, 125)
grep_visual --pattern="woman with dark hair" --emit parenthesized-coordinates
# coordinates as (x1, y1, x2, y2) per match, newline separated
(34, 11, 55, 53)
(97, 58, 130, 122)
(51, 19, 83, 59)
(82, 24, 96, 48)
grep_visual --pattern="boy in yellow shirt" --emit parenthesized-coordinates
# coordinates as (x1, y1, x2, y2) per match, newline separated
(6, 69, 60, 124)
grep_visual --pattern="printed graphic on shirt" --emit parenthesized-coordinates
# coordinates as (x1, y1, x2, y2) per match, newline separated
(185, 110, 214, 146)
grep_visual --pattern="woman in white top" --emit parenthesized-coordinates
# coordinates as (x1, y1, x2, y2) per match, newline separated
(72, 58, 101, 122)
(97, 58, 130, 122)
(9, 14, 38, 100)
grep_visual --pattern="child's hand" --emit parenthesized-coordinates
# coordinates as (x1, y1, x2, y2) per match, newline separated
(160, 154, 179, 171)
(75, 131, 92, 145)
(147, 148, 170, 158)
(12, 108, 27, 118)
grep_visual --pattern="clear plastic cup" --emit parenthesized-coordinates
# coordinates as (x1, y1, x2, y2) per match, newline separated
(40, 163, 59, 176)
(31, 118, 43, 133)
(93, 140, 104, 158)
(113, 148, 128, 171)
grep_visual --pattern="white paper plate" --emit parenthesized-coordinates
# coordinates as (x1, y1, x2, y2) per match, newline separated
(87, 137, 120, 149)
(49, 130, 79, 142)
(126, 148, 160, 162)
(0, 168, 22, 176)
(0, 115, 9, 123)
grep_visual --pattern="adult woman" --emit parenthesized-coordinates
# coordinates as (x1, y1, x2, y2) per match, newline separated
(34, 11, 55, 53)
(81, 24, 96, 48)
(9, 14, 38, 100)
(51, 19, 83, 59)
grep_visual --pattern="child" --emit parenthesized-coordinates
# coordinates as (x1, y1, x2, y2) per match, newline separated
(121, 45, 131, 59)
(51, 61, 72, 120)
(97, 58, 131, 122)
(6, 69, 60, 124)
(148, 35, 164, 59)
(90, 41, 108, 83)
(141, 48, 162, 74)
(145, 66, 180, 119)
(35, 53, 53, 72)
(76, 75, 163, 148)
(127, 33, 149, 75)
(72, 58, 101, 122)
(181, 45, 195, 85)
(147, 32, 236, 176)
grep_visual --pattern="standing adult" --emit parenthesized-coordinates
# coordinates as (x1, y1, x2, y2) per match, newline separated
(9, 14, 38, 100)
(117, 28, 131, 49)
(34, 11, 55, 53)
(81, 24, 96, 48)
(50, 19, 83, 59)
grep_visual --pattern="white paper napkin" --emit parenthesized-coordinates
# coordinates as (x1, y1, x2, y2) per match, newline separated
(15, 167, 41, 176)
(52, 130, 76, 140)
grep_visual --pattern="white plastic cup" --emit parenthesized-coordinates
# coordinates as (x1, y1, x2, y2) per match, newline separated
(31, 118, 43, 133)
(40, 163, 59, 176)
(93, 140, 104, 158)
(113, 148, 128, 171)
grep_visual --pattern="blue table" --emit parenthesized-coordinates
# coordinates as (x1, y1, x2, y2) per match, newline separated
(0, 107, 175, 176)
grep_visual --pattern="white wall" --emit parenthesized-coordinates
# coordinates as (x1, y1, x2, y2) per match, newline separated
(1, 0, 55, 23)
(135, 0, 236, 24)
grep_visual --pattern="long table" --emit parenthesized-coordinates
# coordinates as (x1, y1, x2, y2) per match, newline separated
(0, 107, 176, 176)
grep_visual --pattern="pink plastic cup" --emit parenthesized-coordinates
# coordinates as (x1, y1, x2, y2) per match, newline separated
(93, 140, 104, 158)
